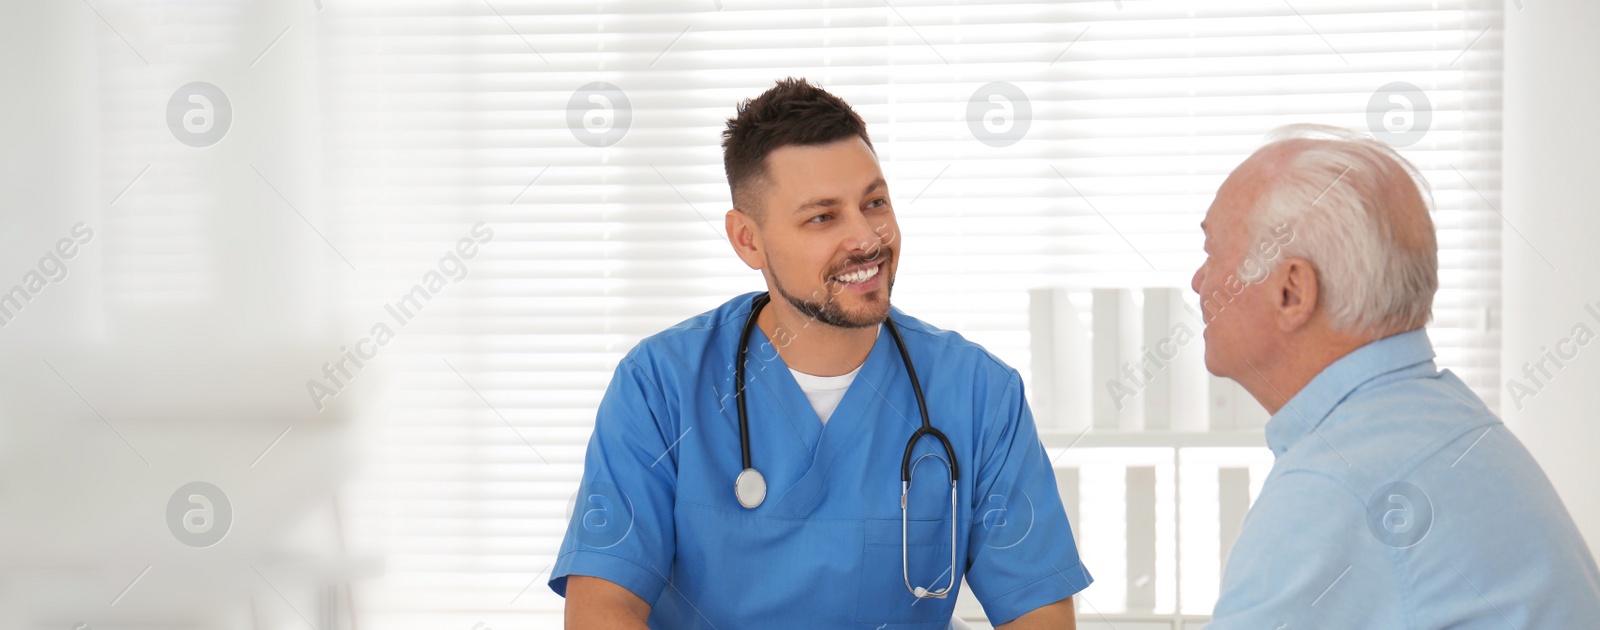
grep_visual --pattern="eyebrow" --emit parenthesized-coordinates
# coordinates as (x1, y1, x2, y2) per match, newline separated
(795, 178, 888, 214)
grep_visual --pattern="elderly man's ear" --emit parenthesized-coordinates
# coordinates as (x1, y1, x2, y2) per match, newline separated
(1275, 257, 1320, 332)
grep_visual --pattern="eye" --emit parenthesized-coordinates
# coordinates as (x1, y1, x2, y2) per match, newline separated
(807, 213, 833, 224)
(866, 198, 888, 210)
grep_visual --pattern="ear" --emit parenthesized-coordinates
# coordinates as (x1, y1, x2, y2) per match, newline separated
(726, 209, 765, 271)
(1275, 256, 1319, 332)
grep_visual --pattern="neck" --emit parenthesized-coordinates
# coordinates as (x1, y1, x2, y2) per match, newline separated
(757, 297, 878, 377)
(1238, 327, 1382, 415)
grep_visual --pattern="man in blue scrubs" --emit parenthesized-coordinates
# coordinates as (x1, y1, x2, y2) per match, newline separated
(551, 78, 1091, 628)
(1195, 124, 1600, 627)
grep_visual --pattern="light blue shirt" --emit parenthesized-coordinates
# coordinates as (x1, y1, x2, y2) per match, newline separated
(551, 293, 1091, 628)
(1208, 329, 1600, 628)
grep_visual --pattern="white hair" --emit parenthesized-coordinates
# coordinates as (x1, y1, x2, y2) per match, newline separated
(1239, 124, 1439, 336)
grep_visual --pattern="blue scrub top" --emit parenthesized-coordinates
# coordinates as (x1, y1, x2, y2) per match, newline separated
(551, 292, 1092, 628)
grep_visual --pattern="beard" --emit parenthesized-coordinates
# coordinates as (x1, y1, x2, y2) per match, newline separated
(770, 252, 895, 329)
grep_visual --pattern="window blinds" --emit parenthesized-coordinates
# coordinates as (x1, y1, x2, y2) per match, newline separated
(304, 1, 1500, 626)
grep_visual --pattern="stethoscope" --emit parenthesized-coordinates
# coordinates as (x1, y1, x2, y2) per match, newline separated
(733, 292, 960, 599)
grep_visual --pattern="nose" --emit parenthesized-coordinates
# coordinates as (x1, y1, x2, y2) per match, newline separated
(840, 208, 884, 259)
(1190, 264, 1205, 296)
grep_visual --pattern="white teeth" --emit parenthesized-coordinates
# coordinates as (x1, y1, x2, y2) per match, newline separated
(834, 264, 880, 284)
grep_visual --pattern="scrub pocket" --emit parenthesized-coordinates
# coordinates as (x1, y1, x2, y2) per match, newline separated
(854, 517, 961, 626)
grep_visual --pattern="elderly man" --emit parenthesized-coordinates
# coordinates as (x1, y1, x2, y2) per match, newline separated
(1194, 124, 1600, 628)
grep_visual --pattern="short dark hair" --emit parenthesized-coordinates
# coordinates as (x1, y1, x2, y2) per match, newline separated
(721, 78, 873, 220)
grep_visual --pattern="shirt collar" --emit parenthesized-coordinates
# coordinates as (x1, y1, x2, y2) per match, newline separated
(1263, 328, 1437, 455)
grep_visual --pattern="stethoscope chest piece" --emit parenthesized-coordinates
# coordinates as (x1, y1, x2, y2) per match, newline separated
(734, 467, 767, 508)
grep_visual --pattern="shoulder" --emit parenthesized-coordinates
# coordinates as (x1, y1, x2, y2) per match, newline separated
(623, 292, 756, 374)
(1278, 367, 1499, 489)
(890, 306, 1020, 388)
(596, 295, 758, 435)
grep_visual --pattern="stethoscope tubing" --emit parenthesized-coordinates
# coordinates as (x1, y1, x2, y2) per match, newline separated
(734, 291, 960, 599)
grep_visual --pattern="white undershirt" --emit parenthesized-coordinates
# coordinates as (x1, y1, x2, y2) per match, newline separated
(787, 324, 880, 425)
(788, 364, 860, 425)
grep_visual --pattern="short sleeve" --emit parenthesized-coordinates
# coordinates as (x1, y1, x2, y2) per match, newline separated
(964, 372, 1093, 625)
(1206, 471, 1400, 629)
(549, 355, 679, 605)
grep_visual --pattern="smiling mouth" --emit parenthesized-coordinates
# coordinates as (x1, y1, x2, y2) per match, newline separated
(831, 261, 882, 285)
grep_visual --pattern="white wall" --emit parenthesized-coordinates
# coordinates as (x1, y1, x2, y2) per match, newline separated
(1501, 0, 1600, 552)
